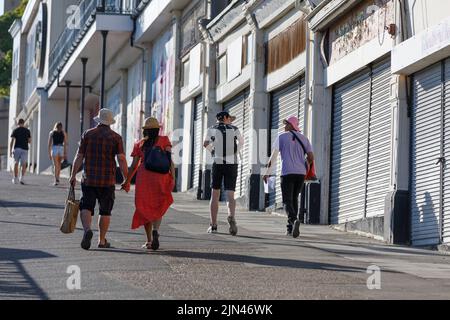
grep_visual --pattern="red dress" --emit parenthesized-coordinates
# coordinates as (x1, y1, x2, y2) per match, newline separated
(131, 136, 175, 229)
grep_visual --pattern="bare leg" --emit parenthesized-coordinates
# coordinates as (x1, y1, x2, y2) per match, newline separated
(152, 219, 162, 231)
(226, 191, 236, 218)
(14, 162, 19, 178)
(98, 216, 111, 245)
(21, 162, 27, 179)
(54, 155, 61, 182)
(80, 209, 93, 232)
(210, 189, 220, 226)
(144, 223, 153, 243)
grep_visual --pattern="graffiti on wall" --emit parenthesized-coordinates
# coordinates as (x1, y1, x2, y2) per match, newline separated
(151, 29, 175, 135)
(328, 0, 394, 65)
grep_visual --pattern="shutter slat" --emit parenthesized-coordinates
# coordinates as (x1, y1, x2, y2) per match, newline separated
(411, 62, 442, 246)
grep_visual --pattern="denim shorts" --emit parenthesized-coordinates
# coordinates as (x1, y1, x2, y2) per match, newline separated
(52, 145, 64, 158)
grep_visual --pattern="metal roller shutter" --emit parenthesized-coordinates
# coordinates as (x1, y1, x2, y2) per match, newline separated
(330, 69, 371, 224)
(270, 76, 306, 208)
(191, 95, 203, 189)
(366, 60, 392, 218)
(241, 89, 251, 198)
(223, 89, 249, 198)
(411, 63, 442, 246)
(442, 58, 450, 244)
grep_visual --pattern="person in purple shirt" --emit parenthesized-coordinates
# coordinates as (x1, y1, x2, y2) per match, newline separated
(263, 116, 315, 238)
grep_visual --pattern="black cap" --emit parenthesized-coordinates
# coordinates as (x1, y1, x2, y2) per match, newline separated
(216, 111, 236, 122)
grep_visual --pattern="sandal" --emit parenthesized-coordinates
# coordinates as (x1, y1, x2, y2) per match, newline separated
(98, 239, 111, 248)
(141, 242, 152, 250)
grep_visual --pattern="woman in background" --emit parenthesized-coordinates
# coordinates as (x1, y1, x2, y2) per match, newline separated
(48, 122, 67, 186)
(121, 117, 175, 250)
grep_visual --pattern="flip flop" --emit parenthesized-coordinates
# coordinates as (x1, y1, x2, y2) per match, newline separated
(98, 239, 111, 249)
(81, 230, 93, 250)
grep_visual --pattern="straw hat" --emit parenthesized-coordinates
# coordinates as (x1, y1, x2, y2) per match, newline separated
(94, 108, 116, 126)
(142, 117, 161, 130)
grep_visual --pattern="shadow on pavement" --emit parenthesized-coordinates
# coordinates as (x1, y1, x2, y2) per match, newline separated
(0, 200, 64, 210)
(156, 250, 365, 272)
(0, 247, 56, 300)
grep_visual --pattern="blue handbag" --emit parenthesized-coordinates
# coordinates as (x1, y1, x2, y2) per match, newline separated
(144, 142, 171, 174)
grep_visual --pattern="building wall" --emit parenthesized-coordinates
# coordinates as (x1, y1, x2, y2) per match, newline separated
(406, 0, 450, 35)
(0, 98, 9, 170)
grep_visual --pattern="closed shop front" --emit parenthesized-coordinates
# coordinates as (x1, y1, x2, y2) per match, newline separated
(191, 95, 203, 189)
(223, 88, 250, 198)
(269, 76, 306, 208)
(411, 58, 450, 246)
(330, 58, 392, 225)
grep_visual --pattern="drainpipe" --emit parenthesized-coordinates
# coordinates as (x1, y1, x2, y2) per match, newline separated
(131, 16, 147, 136)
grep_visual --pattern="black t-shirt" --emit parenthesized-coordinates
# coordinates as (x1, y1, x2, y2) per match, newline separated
(11, 127, 31, 150)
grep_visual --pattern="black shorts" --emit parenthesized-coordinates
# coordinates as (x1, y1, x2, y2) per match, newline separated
(79, 184, 115, 216)
(211, 163, 238, 191)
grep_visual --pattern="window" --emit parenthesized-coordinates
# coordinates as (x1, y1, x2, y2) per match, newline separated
(218, 54, 227, 85)
(12, 49, 18, 82)
(182, 59, 190, 88)
(242, 33, 254, 67)
(266, 18, 306, 74)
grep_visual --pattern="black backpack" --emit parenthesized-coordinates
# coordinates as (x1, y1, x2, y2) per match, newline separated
(144, 139, 171, 174)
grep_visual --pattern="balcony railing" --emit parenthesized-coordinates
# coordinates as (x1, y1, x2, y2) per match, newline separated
(48, 0, 143, 86)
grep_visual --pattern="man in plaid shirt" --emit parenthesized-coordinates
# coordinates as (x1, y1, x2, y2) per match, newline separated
(70, 109, 128, 250)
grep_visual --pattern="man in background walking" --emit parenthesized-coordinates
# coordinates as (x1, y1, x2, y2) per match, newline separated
(264, 116, 314, 238)
(203, 111, 244, 236)
(70, 109, 128, 250)
(9, 119, 31, 185)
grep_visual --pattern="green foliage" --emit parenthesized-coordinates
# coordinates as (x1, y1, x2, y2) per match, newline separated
(0, 0, 28, 97)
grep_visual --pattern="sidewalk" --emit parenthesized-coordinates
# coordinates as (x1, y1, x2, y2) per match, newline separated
(1, 172, 450, 299)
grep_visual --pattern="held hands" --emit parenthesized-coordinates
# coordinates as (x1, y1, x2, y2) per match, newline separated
(121, 181, 131, 193)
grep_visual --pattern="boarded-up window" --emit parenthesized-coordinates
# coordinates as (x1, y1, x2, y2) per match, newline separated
(181, 1, 206, 56)
(266, 18, 306, 74)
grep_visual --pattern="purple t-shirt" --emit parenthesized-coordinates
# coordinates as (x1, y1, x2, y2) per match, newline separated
(273, 131, 313, 176)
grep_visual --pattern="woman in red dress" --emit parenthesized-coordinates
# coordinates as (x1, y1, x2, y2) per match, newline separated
(121, 117, 175, 250)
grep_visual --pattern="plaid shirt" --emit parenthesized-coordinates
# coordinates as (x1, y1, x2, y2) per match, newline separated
(78, 125, 124, 187)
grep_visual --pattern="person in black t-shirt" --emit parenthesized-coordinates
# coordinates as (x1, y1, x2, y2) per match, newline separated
(203, 111, 244, 236)
(9, 119, 31, 185)
(48, 122, 68, 186)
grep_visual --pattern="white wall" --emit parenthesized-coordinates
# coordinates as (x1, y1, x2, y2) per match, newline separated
(37, 93, 80, 173)
(407, 0, 450, 35)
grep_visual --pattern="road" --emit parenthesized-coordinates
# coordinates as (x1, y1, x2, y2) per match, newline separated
(0, 172, 450, 300)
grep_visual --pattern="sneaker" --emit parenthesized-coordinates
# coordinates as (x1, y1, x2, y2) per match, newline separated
(207, 224, 218, 234)
(151, 230, 160, 251)
(227, 216, 238, 236)
(286, 223, 293, 236)
(81, 230, 93, 250)
(11, 177, 18, 185)
(293, 220, 301, 238)
(19, 178, 25, 185)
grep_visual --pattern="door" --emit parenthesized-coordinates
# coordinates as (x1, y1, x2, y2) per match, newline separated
(366, 59, 392, 218)
(270, 76, 306, 208)
(191, 95, 203, 189)
(411, 60, 449, 246)
(330, 58, 392, 225)
(223, 88, 250, 198)
(330, 69, 371, 224)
